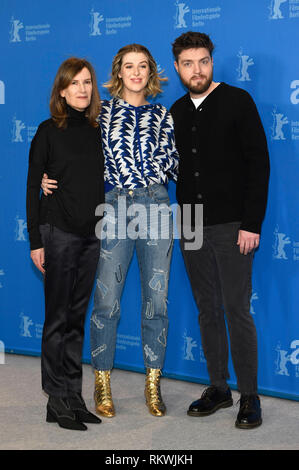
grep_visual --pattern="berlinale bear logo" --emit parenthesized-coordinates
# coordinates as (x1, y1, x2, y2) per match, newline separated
(9, 17, 23, 42)
(269, 0, 288, 19)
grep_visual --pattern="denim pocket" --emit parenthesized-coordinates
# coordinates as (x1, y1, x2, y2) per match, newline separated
(151, 185, 170, 205)
(105, 188, 119, 205)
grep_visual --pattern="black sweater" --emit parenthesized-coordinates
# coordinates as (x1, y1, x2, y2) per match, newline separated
(170, 83, 270, 234)
(26, 105, 105, 250)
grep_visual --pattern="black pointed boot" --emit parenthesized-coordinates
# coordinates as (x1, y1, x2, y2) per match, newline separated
(68, 393, 102, 424)
(46, 396, 88, 431)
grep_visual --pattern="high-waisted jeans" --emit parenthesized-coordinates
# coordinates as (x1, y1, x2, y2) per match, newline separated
(90, 184, 173, 370)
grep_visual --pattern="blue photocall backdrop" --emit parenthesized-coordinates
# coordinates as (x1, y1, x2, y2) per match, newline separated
(0, 0, 298, 400)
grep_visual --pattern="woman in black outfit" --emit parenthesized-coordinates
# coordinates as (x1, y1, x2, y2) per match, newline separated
(26, 58, 104, 430)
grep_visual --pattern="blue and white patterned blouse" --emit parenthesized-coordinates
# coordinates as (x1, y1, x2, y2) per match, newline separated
(99, 98, 179, 191)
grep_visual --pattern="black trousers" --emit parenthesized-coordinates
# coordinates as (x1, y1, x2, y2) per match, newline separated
(180, 222, 258, 395)
(40, 224, 100, 397)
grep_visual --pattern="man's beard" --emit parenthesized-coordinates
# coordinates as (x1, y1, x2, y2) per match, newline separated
(182, 73, 213, 95)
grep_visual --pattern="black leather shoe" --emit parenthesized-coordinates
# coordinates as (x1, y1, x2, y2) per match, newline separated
(187, 386, 233, 416)
(235, 394, 262, 429)
(69, 393, 102, 424)
(46, 396, 87, 430)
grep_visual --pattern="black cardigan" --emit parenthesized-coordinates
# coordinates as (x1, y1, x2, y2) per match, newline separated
(26, 105, 105, 250)
(170, 83, 270, 234)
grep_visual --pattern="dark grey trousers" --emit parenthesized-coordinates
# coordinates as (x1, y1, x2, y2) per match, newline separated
(180, 222, 258, 395)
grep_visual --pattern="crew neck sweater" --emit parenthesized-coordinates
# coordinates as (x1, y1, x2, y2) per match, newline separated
(26, 105, 105, 250)
(170, 83, 270, 234)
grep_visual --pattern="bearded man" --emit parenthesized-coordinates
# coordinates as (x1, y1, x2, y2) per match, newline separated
(170, 32, 270, 429)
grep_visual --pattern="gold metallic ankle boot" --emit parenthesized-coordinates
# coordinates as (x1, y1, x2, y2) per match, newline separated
(145, 368, 166, 417)
(94, 370, 115, 418)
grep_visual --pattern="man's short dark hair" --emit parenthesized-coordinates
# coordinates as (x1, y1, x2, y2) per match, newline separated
(172, 31, 215, 62)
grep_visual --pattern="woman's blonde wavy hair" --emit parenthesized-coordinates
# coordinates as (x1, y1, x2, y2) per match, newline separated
(104, 44, 167, 98)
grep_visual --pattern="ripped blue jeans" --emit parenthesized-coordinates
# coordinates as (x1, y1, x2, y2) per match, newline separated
(90, 184, 173, 370)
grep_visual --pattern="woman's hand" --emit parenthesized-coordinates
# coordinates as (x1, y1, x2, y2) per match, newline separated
(41, 173, 58, 196)
(30, 248, 45, 274)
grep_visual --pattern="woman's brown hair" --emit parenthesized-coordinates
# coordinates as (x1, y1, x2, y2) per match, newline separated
(104, 44, 167, 98)
(49, 57, 101, 128)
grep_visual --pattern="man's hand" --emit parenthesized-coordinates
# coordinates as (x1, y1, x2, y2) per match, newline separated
(41, 173, 58, 196)
(30, 248, 45, 274)
(237, 230, 260, 255)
